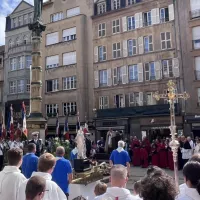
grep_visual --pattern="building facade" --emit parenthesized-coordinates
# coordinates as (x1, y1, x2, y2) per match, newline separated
(4, 0, 33, 125)
(93, 0, 183, 140)
(177, 0, 200, 137)
(41, 0, 94, 134)
(0, 46, 5, 112)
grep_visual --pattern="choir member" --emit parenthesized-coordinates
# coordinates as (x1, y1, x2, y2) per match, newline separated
(158, 139, 168, 168)
(131, 136, 141, 166)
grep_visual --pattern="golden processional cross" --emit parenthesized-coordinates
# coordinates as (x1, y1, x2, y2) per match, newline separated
(153, 80, 190, 189)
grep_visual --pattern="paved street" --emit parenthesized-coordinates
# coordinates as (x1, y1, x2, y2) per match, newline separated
(127, 166, 184, 191)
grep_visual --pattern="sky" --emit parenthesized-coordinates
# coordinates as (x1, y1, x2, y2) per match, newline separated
(0, 0, 49, 46)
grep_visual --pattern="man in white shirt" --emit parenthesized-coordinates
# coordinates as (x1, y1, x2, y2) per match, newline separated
(0, 148, 26, 200)
(17, 153, 67, 200)
(95, 164, 137, 200)
(10, 137, 23, 149)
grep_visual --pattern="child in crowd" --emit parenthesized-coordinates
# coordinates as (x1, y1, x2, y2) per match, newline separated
(133, 181, 142, 200)
(94, 182, 107, 199)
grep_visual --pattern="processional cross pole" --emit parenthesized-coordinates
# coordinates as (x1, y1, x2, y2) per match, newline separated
(153, 80, 190, 189)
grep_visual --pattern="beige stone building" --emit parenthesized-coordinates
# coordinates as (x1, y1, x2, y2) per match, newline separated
(177, 0, 200, 137)
(41, 0, 94, 134)
(92, 0, 183, 140)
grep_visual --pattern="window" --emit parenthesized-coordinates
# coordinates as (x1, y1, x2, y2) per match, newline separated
(16, 37, 21, 46)
(46, 79, 59, 92)
(46, 32, 59, 46)
(162, 59, 173, 78)
(192, 26, 200, 49)
(29, 13, 33, 23)
(98, 3, 106, 14)
(160, 8, 169, 23)
(46, 55, 59, 69)
(144, 36, 153, 53)
(26, 55, 32, 68)
(112, 0, 120, 10)
(161, 32, 171, 50)
(129, 92, 140, 106)
(99, 70, 108, 86)
(114, 94, 125, 108)
(63, 102, 77, 115)
(24, 14, 28, 24)
(0, 58, 2, 65)
(67, 7, 80, 18)
(112, 19, 120, 34)
(46, 104, 59, 117)
(98, 23, 106, 37)
(145, 92, 157, 105)
(18, 56, 24, 69)
(63, 51, 76, 65)
(9, 40, 14, 49)
(128, 39, 137, 56)
(113, 67, 124, 84)
(10, 58, 17, 71)
(23, 35, 29, 44)
(127, 16, 135, 31)
(17, 80, 24, 93)
(63, 76, 76, 90)
(18, 16, 23, 26)
(51, 12, 63, 22)
(143, 11, 152, 26)
(26, 80, 30, 92)
(190, 0, 200, 18)
(113, 42, 121, 58)
(128, 0, 141, 5)
(13, 18, 17, 28)
(99, 96, 109, 109)
(98, 46, 106, 61)
(129, 65, 138, 82)
(195, 57, 200, 80)
(9, 81, 16, 94)
(63, 27, 76, 41)
(145, 62, 155, 81)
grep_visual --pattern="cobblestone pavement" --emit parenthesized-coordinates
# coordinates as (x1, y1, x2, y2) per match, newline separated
(127, 166, 184, 191)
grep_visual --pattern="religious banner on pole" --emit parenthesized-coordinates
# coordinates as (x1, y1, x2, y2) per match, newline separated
(64, 115, 70, 140)
(22, 102, 27, 138)
(76, 111, 80, 133)
(7, 104, 14, 140)
(56, 113, 59, 136)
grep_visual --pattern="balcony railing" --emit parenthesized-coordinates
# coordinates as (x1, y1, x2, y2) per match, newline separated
(191, 9, 200, 19)
(192, 39, 200, 50)
(195, 70, 200, 80)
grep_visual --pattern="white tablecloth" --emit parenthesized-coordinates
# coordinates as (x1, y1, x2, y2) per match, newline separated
(69, 182, 97, 200)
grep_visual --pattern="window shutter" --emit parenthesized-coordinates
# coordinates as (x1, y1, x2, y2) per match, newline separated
(156, 8, 160, 24)
(168, 4, 175, 21)
(122, 66, 128, 84)
(107, 68, 112, 86)
(172, 58, 180, 77)
(94, 71, 99, 88)
(114, 95, 117, 107)
(67, 7, 80, 17)
(139, 12, 143, 28)
(135, 13, 140, 29)
(195, 57, 200, 71)
(151, 8, 157, 25)
(122, 16, 127, 32)
(129, 93, 134, 107)
(139, 92, 143, 106)
(113, 68, 118, 85)
(94, 46, 98, 63)
(138, 37, 144, 54)
(63, 52, 76, 65)
(123, 40, 128, 57)
(46, 32, 59, 46)
(138, 63, 143, 82)
(155, 61, 161, 80)
(63, 27, 76, 38)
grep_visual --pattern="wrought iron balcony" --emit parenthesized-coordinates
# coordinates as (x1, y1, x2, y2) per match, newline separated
(96, 103, 180, 118)
(191, 9, 200, 19)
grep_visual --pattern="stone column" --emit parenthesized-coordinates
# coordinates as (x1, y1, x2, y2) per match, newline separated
(27, 20, 46, 141)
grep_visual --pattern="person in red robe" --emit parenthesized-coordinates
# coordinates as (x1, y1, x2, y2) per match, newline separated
(131, 136, 141, 166)
(142, 136, 151, 155)
(140, 145, 148, 168)
(166, 139, 174, 170)
(158, 139, 168, 168)
(151, 142, 159, 166)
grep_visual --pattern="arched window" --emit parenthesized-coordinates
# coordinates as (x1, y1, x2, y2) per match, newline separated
(112, 0, 120, 10)
(98, 3, 106, 14)
(9, 39, 14, 49)
(16, 37, 21, 46)
(23, 35, 28, 44)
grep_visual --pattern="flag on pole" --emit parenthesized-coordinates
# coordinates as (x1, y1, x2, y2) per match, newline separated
(7, 104, 14, 140)
(83, 115, 88, 135)
(15, 122, 21, 138)
(64, 115, 69, 140)
(22, 102, 27, 138)
(2, 112, 6, 138)
(76, 111, 80, 133)
(56, 113, 59, 136)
